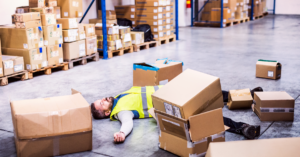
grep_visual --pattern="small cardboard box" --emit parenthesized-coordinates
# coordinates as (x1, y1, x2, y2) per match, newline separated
(85, 36, 97, 55)
(136, 12, 165, 20)
(63, 40, 86, 60)
(156, 108, 226, 157)
(115, 5, 136, 13)
(30, 7, 54, 14)
(89, 19, 117, 25)
(13, 12, 41, 22)
(136, 6, 165, 13)
(98, 10, 117, 20)
(15, 20, 42, 29)
(256, 59, 282, 80)
(57, 0, 83, 18)
(45, 0, 57, 7)
(227, 88, 253, 110)
(136, 19, 165, 26)
(133, 59, 182, 86)
(43, 24, 62, 46)
(152, 69, 223, 119)
(29, 0, 45, 8)
(41, 14, 57, 26)
(253, 92, 295, 121)
(2, 47, 48, 71)
(2, 55, 24, 75)
(80, 24, 95, 37)
(54, 6, 61, 19)
(62, 29, 79, 43)
(206, 137, 300, 157)
(57, 18, 78, 29)
(119, 26, 131, 35)
(136, 0, 165, 7)
(16, 6, 30, 14)
(130, 31, 144, 45)
(46, 44, 64, 65)
(11, 90, 92, 157)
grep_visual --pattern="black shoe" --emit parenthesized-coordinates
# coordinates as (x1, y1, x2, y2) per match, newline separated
(251, 87, 263, 98)
(254, 125, 261, 137)
(241, 124, 256, 139)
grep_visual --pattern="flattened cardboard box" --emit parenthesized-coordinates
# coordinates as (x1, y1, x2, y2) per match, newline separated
(11, 90, 92, 157)
(136, 12, 166, 20)
(206, 137, 300, 157)
(136, 0, 165, 7)
(153, 31, 166, 39)
(253, 91, 294, 121)
(2, 55, 24, 76)
(256, 59, 281, 80)
(152, 69, 223, 119)
(57, 0, 83, 18)
(136, 6, 165, 13)
(136, 19, 166, 26)
(63, 40, 86, 60)
(151, 25, 165, 33)
(57, 18, 78, 29)
(115, 5, 136, 13)
(2, 47, 48, 71)
(156, 108, 226, 157)
(46, 44, 64, 66)
(43, 24, 62, 46)
(133, 59, 182, 86)
(227, 88, 253, 110)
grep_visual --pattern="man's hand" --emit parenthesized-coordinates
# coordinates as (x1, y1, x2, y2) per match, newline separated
(114, 132, 125, 143)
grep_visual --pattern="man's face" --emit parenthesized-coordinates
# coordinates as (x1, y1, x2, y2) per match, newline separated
(94, 97, 113, 113)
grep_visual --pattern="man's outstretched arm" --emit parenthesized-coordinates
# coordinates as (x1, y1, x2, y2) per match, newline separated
(114, 110, 134, 142)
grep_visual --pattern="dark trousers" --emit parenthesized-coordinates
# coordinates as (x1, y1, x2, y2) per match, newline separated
(222, 90, 246, 135)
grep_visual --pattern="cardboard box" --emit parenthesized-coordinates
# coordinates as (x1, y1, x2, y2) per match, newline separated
(115, 5, 135, 13)
(119, 26, 131, 35)
(57, 18, 78, 29)
(153, 31, 166, 39)
(97, 35, 119, 41)
(2, 55, 24, 75)
(63, 40, 86, 60)
(41, 14, 57, 26)
(165, 5, 173, 12)
(85, 36, 97, 55)
(77, 24, 86, 40)
(206, 137, 300, 157)
(98, 10, 117, 20)
(136, 0, 165, 7)
(201, 11, 211, 21)
(79, 24, 95, 37)
(253, 92, 294, 121)
(116, 12, 135, 19)
(54, 7, 61, 19)
(227, 88, 253, 110)
(123, 41, 132, 47)
(13, 12, 41, 22)
(136, 19, 165, 26)
(2, 47, 48, 70)
(130, 31, 144, 45)
(95, 25, 119, 35)
(15, 20, 42, 29)
(0, 40, 3, 77)
(46, 44, 64, 65)
(165, 12, 173, 18)
(16, 6, 30, 14)
(211, 8, 233, 23)
(62, 29, 79, 43)
(43, 24, 62, 46)
(156, 108, 226, 157)
(136, 12, 165, 20)
(256, 59, 281, 80)
(89, 19, 117, 25)
(152, 69, 223, 119)
(120, 33, 132, 45)
(165, 17, 174, 24)
(11, 90, 92, 157)
(45, 0, 57, 7)
(30, 7, 54, 14)
(136, 6, 165, 13)
(151, 25, 165, 32)
(29, 0, 45, 8)
(57, 0, 83, 18)
(0, 26, 44, 49)
(133, 59, 182, 86)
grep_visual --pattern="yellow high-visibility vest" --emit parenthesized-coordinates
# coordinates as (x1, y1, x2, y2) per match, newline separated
(110, 86, 163, 120)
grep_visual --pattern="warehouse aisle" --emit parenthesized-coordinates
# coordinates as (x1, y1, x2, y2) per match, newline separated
(0, 15, 300, 157)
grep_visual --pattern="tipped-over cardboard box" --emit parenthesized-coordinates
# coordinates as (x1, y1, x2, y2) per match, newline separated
(227, 88, 253, 110)
(156, 108, 227, 157)
(10, 90, 92, 157)
(206, 137, 300, 157)
(253, 91, 294, 121)
(133, 59, 183, 86)
(152, 69, 223, 119)
(256, 59, 282, 80)
(2, 55, 24, 75)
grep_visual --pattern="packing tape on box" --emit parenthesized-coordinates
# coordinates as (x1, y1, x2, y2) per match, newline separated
(189, 152, 206, 157)
(211, 131, 225, 141)
(260, 107, 294, 113)
(187, 138, 207, 148)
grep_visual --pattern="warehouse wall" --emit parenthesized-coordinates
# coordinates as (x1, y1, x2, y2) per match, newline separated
(0, 0, 28, 25)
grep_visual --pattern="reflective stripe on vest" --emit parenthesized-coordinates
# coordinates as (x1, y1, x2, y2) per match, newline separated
(141, 86, 160, 118)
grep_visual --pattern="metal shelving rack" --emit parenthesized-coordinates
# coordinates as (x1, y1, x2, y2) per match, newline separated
(80, 0, 179, 59)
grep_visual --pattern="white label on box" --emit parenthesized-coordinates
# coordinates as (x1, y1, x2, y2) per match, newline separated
(223, 19, 227, 22)
(23, 44, 28, 49)
(167, 31, 171, 36)
(154, 16, 158, 19)
(154, 34, 158, 38)
(159, 7, 163, 12)
(166, 6, 170, 11)
(158, 20, 162, 24)
(79, 44, 86, 56)
(39, 41, 43, 47)
(116, 40, 122, 49)
(132, 21, 135, 25)
(4, 61, 13, 69)
(159, 79, 168, 85)
(52, 51, 59, 57)
(44, 40, 49, 45)
(268, 71, 274, 77)
(164, 102, 174, 115)
(158, 14, 162, 18)
(64, 37, 69, 42)
(88, 28, 93, 33)
(80, 34, 86, 39)
(154, 22, 158, 25)
(173, 106, 182, 118)
(14, 64, 23, 72)
(0, 68, 2, 74)
(167, 19, 170, 23)
(69, 19, 78, 28)
(124, 33, 131, 42)
(34, 54, 43, 60)
(59, 58, 63, 63)
(223, 24, 226, 27)
(159, 32, 163, 37)
(79, 12, 82, 16)
(154, 28, 158, 32)
(159, 26, 163, 30)
(166, 25, 170, 29)
(228, 9, 230, 13)
(131, 8, 135, 12)
(132, 40, 136, 44)
(26, 64, 31, 70)
(154, 9, 158, 13)
(42, 61, 48, 67)
(166, 13, 170, 17)
(154, 2, 158, 6)
(260, 107, 294, 113)
(71, 36, 76, 42)
(59, 38, 63, 43)
(56, 14, 60, 18)
(94, 47, 97, 52)
(64, 12, 68, 17)
(131, 14, 135, 18)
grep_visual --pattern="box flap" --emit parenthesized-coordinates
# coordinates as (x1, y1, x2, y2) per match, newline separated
(11, 93, 92, 140)
(133, 63, 159, 71)
(256, 91, 294, 101)
(71, 88, 81, 95)
(189, 108, 224, 142)
(229, 89, 253, 101)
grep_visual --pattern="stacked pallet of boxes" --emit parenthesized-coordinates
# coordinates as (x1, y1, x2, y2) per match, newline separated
(79, 24, 97, 56)
(115, 5, 136, 27)
(250, 0, 267, 18)
(235, 0, 249, 20)
(119, 27, 133, 48)
(164, 0, 175, 38)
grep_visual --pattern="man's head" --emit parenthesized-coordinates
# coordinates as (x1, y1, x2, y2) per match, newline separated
(91, 97, 114, 119)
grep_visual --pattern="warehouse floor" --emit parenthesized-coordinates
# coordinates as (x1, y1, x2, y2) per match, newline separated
(1, 14, 300, 157)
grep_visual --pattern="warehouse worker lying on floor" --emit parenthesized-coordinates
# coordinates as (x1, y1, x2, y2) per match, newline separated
(91, 86, 263, 143)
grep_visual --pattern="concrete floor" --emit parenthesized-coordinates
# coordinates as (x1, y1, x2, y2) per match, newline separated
(1, 15, 300, 157)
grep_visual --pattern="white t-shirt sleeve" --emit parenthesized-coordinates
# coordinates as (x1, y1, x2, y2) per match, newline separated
(115, 110, 134, 136)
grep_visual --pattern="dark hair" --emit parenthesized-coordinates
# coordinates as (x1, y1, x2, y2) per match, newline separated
(91, 103, 107, 119)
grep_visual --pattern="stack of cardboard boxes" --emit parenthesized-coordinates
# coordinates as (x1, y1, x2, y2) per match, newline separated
(80, 24, 97, 56)
(203, 0, 236, 24)
(250, 0, 267, 17)
(130, 32, 145, 45)
(119, 26, 133, 48)
(96, 25, 123, 51)
(115, 5, 136, 27)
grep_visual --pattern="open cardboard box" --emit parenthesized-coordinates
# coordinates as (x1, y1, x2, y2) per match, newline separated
(155, 108, 228, 157)
(256, 59, 282, 80)
(10, 89, 92, 157)
(133, 58, 183, 86)
(227, 88, 253, 110)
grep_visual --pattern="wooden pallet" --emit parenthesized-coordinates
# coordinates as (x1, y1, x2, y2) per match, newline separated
(254, 14, 264, 20)
(123, 46, 134, 54)
(27, 62, 69, 79)
(0, 71, 29, 86)
(194, 21, 233, 28)
(65, 53, 99, 69)
(233, 17, 250, 25)
(133, 41, 159, 52)
(156, 35, 176, 46)
(263, 12, 268, 16)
